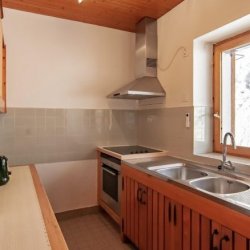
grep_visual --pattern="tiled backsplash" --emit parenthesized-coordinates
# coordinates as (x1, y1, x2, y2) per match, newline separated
(138, 107, 194, 157)
(0, 108, 137, 165)
(0, 107, 194, 166)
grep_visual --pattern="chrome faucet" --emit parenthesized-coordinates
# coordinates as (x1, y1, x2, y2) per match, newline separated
(221, 132, 237, 171)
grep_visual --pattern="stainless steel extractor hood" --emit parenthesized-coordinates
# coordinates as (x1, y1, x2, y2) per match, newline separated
(108, 17, 166, 100)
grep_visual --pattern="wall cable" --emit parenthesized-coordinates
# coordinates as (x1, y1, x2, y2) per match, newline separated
(158, 46, 187, 72)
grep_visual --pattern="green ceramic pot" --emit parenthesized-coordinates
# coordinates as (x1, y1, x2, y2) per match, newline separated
(0, 156, 11, 186)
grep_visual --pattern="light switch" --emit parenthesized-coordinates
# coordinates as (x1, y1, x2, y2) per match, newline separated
(185, 113, 190, 128)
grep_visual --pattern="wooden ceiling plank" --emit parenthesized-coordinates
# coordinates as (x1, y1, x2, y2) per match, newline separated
(3, 0, 134, 31)
(2, 0, 184, 32)
(3, 0, 138, 24)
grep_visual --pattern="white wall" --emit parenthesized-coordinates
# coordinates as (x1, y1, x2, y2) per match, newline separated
(36, 160, 97, 213)
(157, 0, 250, 108)
(193, 14, 250, 108)
(3, 8, 137, 110)
(2, 9, 137, 212)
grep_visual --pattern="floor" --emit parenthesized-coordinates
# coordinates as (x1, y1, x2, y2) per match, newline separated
(59, 211, 135, 250)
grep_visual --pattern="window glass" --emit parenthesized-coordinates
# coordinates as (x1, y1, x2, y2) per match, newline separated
(235, 45, 250, 147)
(221, 44, 250, 146)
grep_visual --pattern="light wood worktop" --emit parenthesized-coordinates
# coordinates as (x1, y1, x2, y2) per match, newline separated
(0, 165, 68, 250)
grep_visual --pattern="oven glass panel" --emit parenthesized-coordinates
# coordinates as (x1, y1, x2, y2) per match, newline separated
(102, 164, 118, 201)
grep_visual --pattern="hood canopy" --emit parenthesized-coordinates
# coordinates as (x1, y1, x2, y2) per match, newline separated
(108, 17, 166, 100)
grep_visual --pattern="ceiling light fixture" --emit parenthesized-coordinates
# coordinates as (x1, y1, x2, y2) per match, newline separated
(78, 0, 84, 3)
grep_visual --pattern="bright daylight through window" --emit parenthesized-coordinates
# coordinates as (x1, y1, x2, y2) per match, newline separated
(213, 31, 250, 157)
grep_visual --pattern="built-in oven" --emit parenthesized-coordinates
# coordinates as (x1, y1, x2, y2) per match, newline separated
(100, 153, 121, 215)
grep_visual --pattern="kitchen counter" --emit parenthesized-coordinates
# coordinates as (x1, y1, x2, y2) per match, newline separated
(0, 165, 68, 250)
(122, 156, 250, 216)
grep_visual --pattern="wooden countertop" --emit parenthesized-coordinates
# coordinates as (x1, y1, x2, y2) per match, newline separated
(30, 165, 68, 250)
(0, 165, 68, 250)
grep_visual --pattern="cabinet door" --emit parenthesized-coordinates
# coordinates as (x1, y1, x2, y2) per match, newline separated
(147, 190, 165, 250)
(164, 197, 172, 250)
(138, 184, 148, 250)
(220, 226, 233, 250)
(200, 215, 211, 250)
(164, 197, 182, 250)
(122, 177, 135, 245)
(0, 22, 4, 113)
(182, 209, 211, 250)
(2, 44, 6, 112)
(158, 193, 165, 250)
(182, 207, 191, 250)
(211, 221, 249, 250)
(212, 222, 233, 250)
(172, 201, 182, 250)
(122, 177, 148, 250)
(234, 233, 249, 250)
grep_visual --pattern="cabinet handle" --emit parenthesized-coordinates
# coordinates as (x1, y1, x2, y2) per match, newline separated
(140, 189, 147, 205)
(219, 235, 229, 250)
(137, 188, 141, 202)
(168, 203, 171, 223)
(210, 229, 219, 250)
(174, 205, 177, 226)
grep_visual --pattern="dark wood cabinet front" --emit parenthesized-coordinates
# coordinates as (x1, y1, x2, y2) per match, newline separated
(121, 164, 250, 250)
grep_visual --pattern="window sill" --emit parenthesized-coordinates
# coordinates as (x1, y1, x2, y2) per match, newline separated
(196, 152, 250, 167)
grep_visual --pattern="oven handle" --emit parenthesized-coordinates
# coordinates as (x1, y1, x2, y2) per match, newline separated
(101, 158, 121, 171)
(102, 167, 118, 176)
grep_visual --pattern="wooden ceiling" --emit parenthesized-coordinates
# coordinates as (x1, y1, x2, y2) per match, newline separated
(2, 0, 183, 32)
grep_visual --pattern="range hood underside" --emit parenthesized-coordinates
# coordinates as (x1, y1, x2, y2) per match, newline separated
(108, 76, 166, 100)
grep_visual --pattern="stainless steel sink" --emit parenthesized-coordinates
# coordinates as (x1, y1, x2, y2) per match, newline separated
(148, 163, 185, 171)
(190, 177, 250, 194)
(152, 166, 207, 180)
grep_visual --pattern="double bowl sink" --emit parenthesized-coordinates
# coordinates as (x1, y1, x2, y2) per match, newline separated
(147, 163, 250, 195)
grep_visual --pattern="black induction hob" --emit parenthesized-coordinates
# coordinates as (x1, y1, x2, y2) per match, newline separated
(103, 145, 162, 155)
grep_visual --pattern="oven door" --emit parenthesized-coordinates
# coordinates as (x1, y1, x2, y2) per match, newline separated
(101, 164, 120, 214)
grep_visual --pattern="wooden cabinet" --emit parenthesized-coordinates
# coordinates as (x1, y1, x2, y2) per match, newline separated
(122, 175, 183, 250)
(122, 177, 146, 249)
(182, 207, 249, 250)
(2, 43, 6, 113)
(182, 208, 211, 250)
(121, 164, 250, 250)
(165, 198, 182, 250)
(0, 15, 6, 113)
(211, 221, 249, 250)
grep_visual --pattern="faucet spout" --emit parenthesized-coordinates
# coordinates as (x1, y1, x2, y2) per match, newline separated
(223, 132, 236, 149)
(221, 132, 237, 171)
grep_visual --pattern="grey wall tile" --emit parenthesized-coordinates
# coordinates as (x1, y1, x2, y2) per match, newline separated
(56, 127, 66, 136)
(138, 107, 193, 156)
(46, 109, 57, 117)
(0, 108, 138, 166)
(15, 108, 35, 117)
(0, 107, 195, 166)
(3, 116, 15, 129)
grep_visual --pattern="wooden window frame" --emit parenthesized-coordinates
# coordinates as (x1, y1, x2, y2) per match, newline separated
(213, 30, 250, 158)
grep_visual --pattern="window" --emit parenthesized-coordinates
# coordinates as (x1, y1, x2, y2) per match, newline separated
(213, 31, 250, 158)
